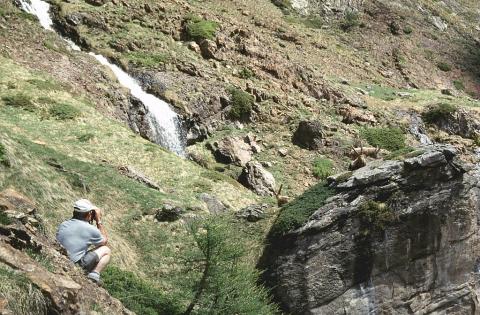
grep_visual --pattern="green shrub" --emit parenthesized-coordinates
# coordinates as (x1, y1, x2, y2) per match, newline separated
(453, 80, 465, 91)
(77, 133, 95, 142)
(49, 103, 80, 120)
(103, 266, 182, 315)
(384, 147, 414, 160)
(273, 0, 291, 10)
(238, 67, 255, 79)
(437, 62, 452, 72)
(340, 11, 360, 31)
(361, 127, 406, 151)
(185, 16, 218, 41)
(422, 103, 456, 124)
(185, 216, 278, 315)
(27, 79, 58, 91)
(270, 183, 334, 237)
(228, 88, 254, 120)
(0, 143, 9, 167)
(312, 157, 334, 179)
(403, 26, 413, 34)
(2, 93, 35, 111)
(357, 200, 395, 235)
(0, 212, 13, 225)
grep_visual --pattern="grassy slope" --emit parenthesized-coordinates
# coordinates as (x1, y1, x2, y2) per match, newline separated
(0, 55, 269, 311)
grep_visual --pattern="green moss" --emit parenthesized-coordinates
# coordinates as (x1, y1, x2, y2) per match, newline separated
(357, 200, 395, 235)
(361, 127, 406, 151)
(185, 17, 218, 41)
(270, 182, 334, 237)
(2, 93, 35, 111)
(437, 62, 452, 72)
(49, 103, 80, 120)
(228, 88, 254, 120)
(103, 266, 182, 315)
(312, 157, 334, 179)
(422, 103, 456, 124)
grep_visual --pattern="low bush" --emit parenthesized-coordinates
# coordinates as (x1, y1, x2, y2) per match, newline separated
(2, 93, 35, 111)
(228, 87, 254, 120)
(27, 79, 58, 91)
(403, 26, 413, 34)
(103, 266, 182, 315)
(357, 200, 395, 235)
(340, 11, 360, 32)
(185, 16, 218, 41)
(361, 127, 406, 151)
(453, 80, 465, 91)
(49, 103, 80, 120)
(0, 212, 13, 225)
(77, 133, 95, 142)
(270, 183, 334, 237)
(437, 62, 452, 72)
(238, 67, 255, 79)
(422, 103, 456, 124)
(312, 157, 334, 179)
(0, 143, 9, 167)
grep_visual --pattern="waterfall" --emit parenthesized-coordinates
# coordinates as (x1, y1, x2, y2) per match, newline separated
(18, 0, 185, 156)
(409, 113, 433, 145)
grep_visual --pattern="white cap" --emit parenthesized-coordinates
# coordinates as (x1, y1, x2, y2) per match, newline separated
(73, 199, 97, 213)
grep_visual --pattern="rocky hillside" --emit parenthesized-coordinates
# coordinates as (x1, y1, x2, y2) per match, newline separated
(1, 0, 480, 313)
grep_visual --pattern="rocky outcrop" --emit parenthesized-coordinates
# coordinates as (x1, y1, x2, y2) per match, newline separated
(238, 161, 276, 196)
(261, 145, 480, 314)
(287, 0, 365, 16)
(428, 108, 480, 140)
(292, 120, 325, 150)
(0, 190, 132, 315)
(208, 135, 262, 166)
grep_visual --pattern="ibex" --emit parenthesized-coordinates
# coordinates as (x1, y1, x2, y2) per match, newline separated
(348, 145, 382, 171)
(275, 184, 290, 207)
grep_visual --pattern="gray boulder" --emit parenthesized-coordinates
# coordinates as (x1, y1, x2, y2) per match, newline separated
(292, 120, 325, 150)
(261, 145, 480, 314)
(155, 204, 184, 222)
(210, 136, 253, 166)
(238, 162, 276, 196)
(236, 204, 268, 222)
(199, 193, 228, 215)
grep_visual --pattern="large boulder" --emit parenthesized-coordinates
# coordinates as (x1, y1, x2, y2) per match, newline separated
(292, 120, 325, 150)
(210, 136, 254, 166)
(427, 108, 480, 140)
(238, 161, 276, 196)
(286, 0, 365, 16)
(261, 145, 480, 314)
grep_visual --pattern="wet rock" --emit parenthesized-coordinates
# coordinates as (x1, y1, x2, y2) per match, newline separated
(199, 193, 228, 215)
(238, 161, 276, 196)
(292, 120, 325, 150)
(261, 145, 480, 314)
(236, 204, 268, 222)
(155, 204, 184, 222)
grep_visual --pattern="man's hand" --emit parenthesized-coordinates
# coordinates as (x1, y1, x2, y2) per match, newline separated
(94, 208, 103, 222)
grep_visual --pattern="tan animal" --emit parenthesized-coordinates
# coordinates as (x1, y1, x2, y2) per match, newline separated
(275, 184, 290, 207)
(349, 146, 381, 159)
(349, 146, 368, 171)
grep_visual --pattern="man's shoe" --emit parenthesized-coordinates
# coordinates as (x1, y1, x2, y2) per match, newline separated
(87, 271, 102, 286)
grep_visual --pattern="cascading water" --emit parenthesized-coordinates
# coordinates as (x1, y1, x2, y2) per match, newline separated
(18, 0, 185, 156)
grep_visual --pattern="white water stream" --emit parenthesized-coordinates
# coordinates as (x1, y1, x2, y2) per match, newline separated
(19, 0, 185, 156)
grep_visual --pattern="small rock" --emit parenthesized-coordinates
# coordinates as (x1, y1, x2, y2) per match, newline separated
(278, 148, 288, 157)
(155, 204, 184, 222)
(188, 41, 201, 53)
(292, 120, 325, 150)
(199, 193, 228, 215)
(236, 204, 268, 222)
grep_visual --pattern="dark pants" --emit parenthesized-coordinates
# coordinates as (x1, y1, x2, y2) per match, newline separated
(76, 251, 100, 272)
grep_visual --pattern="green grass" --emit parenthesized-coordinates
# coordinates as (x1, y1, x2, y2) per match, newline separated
(0, 142, 8, 166)
(0, 264, 49, 315)
(27, 79, 59, 91)
(422, 103, 456, 124)
(270, 182, 334, 237)
(185, 16, 219, 41)
(1, 93, 35, 111)
(238, 67, 255, 79)
(312, 157, 334, 179)
(103, 266, 182, 315)
(77, 132, 95, 142)
(126, 51, 170, 67)
(228, 87, 254, 120)
(49, 103, 80, 120)
(384, 147, 414, 160)
(361, 127, 406, 151)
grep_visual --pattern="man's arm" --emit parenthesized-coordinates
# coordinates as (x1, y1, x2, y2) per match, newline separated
(94, 209, 108, 245)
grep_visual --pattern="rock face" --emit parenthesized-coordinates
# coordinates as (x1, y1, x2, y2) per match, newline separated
(292, 120, 325, 150)
(238, 161, 276, 196)
(210, 136, 254, 166)
(289, 0, 365, 16)
(261, 145, 480, 314)
(430, 108, 480, 140)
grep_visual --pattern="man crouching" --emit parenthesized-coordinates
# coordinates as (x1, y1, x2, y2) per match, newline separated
(56, 199, 111, 284)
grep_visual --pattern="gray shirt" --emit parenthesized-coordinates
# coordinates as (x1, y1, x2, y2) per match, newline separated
(56, 219, 104, 262)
